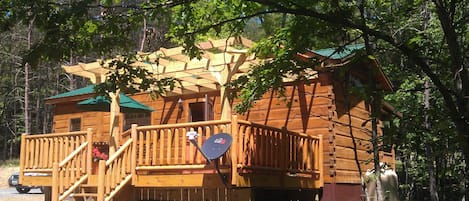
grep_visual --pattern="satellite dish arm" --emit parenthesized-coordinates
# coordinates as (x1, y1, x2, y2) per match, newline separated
(186, 130, 230, 187)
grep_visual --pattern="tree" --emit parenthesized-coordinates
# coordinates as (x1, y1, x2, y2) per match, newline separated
(1, 0, 467, 199)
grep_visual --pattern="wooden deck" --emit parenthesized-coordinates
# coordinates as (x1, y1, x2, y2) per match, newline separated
(19, 116, 323, 201)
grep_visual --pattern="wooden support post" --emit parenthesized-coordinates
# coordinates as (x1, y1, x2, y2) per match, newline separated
(86, 128, 93, 175)
(218, 53, 247, 121)
(51, 162, 59, 201)
(230, 115, 238, 186)
(109, 91, 121, 155)
(43, 186, 52, 201)
(131, 124, 138, 184)
(19, 133, 27, 184)
(220, 85, 232, 121)
(97, 160, 106, 201)
(318, 135, 324, 187)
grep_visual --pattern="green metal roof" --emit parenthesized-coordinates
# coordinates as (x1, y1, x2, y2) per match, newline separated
(77, 93, 154, 113)
(47, 85, 95, 99)
(48, 85, 154, 113)
(311, 44, 365, 60)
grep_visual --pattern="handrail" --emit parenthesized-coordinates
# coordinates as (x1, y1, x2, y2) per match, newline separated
(23, 130, 88, 138)
(20, 130, 89, 185)
(50, 128, 93, 201)
(137, 119, 232, 130)
(120, 129, 132, 145)
(238, 119, 321, 140)
(51, 139, 90, 201)
(97, 137, 134, 201)
(59, 142, 88, 167)
(106, 138, 133, 166)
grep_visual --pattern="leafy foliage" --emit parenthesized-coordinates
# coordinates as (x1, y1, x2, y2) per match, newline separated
(0, 0, 468, 199)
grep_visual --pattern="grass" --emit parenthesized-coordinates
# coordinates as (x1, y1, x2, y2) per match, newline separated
(0, 158, 20, 167)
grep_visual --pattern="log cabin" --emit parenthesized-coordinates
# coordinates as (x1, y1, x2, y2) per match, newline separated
(19, 37, 395, 201)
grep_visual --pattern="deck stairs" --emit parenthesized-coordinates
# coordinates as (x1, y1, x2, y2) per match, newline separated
(71, 183, 98, 201)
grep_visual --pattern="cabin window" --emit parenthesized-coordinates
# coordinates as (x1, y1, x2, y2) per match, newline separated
(123, 113, 151, 131)
(189, 102, 213, 122)
(69, 118, 81, 132)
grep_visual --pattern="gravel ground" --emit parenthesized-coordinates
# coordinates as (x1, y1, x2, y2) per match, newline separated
(0, 166, 44, 201)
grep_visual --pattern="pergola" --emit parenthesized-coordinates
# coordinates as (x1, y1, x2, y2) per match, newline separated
(63, 37, 259, 95)
(61, 37, 263, 152)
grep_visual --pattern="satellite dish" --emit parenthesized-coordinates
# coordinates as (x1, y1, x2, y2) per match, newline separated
(186, 131, 233, 186)
(201, 133, 232, 160)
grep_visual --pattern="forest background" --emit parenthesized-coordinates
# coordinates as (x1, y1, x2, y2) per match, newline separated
(0, 0, 467, 201)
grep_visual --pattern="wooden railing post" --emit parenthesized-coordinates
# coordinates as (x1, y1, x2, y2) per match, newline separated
(318, 135, 324, 187)
(131, 124, 138, 184)
(19, 133, 27, 185)
(230, 115, 238, 186)
(86, 128, 93, 175)
(52, 162, 59, 201)
(280, 127, 288, 174)
(97, 160, 106, 201)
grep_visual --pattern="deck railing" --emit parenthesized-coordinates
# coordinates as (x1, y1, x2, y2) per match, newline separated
(236, 120, 323, 178)
(51, 138, 91, 201)
(97, 136, 134, 201)
(19, 129, 92, 184)
(130, 116, 323, 187)
(133, 120, 232, 168)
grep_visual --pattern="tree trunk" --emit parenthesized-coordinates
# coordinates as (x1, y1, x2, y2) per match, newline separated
(24, 18, 34, 135)
(424, 79, 439, 201)
(371, 99, 383, 201)
(140, 17, 147, 52)
(421, 4, 439, 200)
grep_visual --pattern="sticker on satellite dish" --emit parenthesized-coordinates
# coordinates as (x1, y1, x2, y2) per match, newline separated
(201, 133, 232, 160)
(214, 138, 226, 145)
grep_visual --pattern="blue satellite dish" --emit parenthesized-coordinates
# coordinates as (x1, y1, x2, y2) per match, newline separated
(201, 133, 232, 160)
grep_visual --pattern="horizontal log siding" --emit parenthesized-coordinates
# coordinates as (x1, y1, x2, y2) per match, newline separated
(331, 78, 386, 183)
(235, 75, 334, 184)
(53, 102, 111, 142)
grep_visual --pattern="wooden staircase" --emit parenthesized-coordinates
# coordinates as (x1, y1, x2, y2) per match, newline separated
(46, 129, 135, 201)
(71, 183, 98, 201)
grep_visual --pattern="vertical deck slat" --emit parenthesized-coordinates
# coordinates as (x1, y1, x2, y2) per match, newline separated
(145, 129, 151, 165)
(174, 129, 180, 164)
(182, 128, 187, 164)
(204, 126, 212, 164)
(167, 129, 173, 164)
(24, 138, 30, 169)
(189, 128, 195, 164)
(34, 139, 40, 168)
(58, 137, 64, 166)
(197, 127, 203, 164)
(159, 130, 165, 165)
(39, 138, 44, 168)
(138, 131, 144, 166)
(152, 130, 158, 165)
(44, 138, 50, 168)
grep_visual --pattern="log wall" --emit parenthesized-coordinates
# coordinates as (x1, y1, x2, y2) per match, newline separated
(49, 71, 391, 185)
(53, 102, 117, 142)
(331, 77, 381, 184)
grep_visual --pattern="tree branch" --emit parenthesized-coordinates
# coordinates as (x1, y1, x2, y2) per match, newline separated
(185, 10, 282, 35)
(246, 0, 463, 129)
